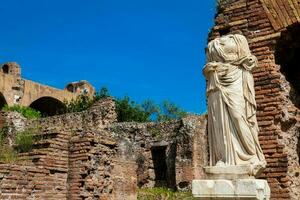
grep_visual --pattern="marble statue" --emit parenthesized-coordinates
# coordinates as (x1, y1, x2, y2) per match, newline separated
(203, 34, 266, 176)
(192, 34, 270, 200)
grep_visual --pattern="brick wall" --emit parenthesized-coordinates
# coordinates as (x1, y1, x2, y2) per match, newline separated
(0, 98, 132, 200)
(0, 98, 207, 199)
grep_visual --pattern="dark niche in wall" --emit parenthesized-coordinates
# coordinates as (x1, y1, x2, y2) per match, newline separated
(0, 93, 7, 109)
(151, 146, 168, 188)
(151, 143, 177, 190)
(275, 24, 300, 109)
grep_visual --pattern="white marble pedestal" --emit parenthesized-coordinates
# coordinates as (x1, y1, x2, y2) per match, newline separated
(192, 165, 270, 200)
(192, 179, 270, 200)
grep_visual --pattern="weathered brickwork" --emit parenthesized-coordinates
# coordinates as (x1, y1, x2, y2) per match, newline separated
(0, 98, 128, 200)
(211, 0, 300, 199)
(0, 98, 207, 199)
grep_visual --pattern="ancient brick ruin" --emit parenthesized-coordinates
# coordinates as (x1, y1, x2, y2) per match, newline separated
(0, 63, 94, 116)
(210, 0, 300, 199)
(0, 0, 299, 199)
(0, 97, 207, 200)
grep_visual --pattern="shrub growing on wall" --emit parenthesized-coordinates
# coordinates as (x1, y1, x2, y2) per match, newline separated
(15, 129, 35, 153)
(0, 127, 39, 162)
(2, 105, 41, 119)
(63, 87, 188, 122)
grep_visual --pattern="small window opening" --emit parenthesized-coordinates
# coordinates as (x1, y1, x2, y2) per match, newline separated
(2, 65, 9, 74)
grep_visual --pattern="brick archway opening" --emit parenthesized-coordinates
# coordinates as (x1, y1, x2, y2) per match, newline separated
(275, 24, 300, 109)
(0, 93, 7, 110)
(29, 97, 66, 117)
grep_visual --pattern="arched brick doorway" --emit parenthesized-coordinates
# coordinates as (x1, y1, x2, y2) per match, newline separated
(29, 97, 65, 116)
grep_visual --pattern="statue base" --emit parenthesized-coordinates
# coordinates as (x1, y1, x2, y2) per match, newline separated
(192, 179, 270, 200)
(192, 166, 270, 200)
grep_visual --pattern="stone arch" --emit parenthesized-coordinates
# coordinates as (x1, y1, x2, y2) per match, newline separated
(275, 24, 300, 109)
(0, 92, 7, 110)
(29, 96, 66, 117)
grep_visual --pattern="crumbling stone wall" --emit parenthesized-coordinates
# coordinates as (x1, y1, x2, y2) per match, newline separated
(109, 115, 207, 191)
(0, 98, 138, 200)
(0, 97, 208, 199)
(210, 0, 300, 199)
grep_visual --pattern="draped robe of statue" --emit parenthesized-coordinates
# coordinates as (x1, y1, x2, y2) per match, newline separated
(203, 34, 266, 171)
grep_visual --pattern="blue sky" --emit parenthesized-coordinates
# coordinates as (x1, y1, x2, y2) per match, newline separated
(0, 0, 216, 114)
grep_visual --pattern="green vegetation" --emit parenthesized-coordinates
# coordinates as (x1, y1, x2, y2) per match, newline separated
(63, 87, 188, 123)
(2, 105, 41, 119)
(0, 124, 8, 144)
(0, 126, 39, 163)
(0, 125, 17, 163)
(116, 96, 150, 122)
(0, 145, 17, 163)
(64, 95, 94, 113)
(117, 98, 187, 122)
(15, 129, 35, 153)
(137, 188, 196, 200)
(96, 86, 111, 99)
(156, 101, 187, 122)
(63, 87, 111, 113)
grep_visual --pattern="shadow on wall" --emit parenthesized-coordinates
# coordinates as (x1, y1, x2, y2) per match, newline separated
(0, 93, 7, 110)
(275, 23, 300, 109)
(298, 130, 300, 166)
(29, 97, 66, 117)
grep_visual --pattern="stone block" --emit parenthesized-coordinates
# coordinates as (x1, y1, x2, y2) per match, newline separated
(192, 179, 270, 200)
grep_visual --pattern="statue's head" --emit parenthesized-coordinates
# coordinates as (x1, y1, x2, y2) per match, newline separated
(206, 34, 251, 63)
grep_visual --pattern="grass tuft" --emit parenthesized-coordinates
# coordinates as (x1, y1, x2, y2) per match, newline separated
(15, 129, 35, 153)
(137, 188, 196, 200)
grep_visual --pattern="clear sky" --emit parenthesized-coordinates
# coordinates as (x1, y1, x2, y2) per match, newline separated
(0, 0, 216, 114)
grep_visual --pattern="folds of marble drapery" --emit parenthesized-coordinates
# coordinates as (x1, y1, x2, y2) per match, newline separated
(203, 34, 266, 169)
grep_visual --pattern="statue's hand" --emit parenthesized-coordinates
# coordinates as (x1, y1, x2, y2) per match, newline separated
(206, 61, 219, 69)
(241, 55, 257, 71)
(203, 62, 219, 76)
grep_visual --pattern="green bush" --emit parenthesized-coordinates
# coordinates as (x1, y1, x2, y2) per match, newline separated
(0, 125, 8, 144)
(137, 188, 195, 200)
(62, 87, 188, 123)
(64, 95, 94, 113)
(15, 129, 35, 153)
(2, 105, 41, 119)
(116, 96, 150, 122)
(64, 86, 111, 113)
